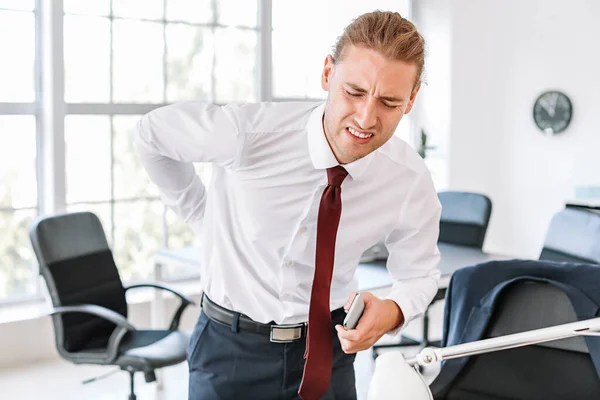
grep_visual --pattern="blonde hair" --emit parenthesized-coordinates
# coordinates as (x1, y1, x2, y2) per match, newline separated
(332, 11, 425, 87)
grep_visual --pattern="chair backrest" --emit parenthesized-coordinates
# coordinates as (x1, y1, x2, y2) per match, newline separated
(438, 191, 492, 248)
(434, 281, 600, 400)
(359, 191, 492, 261)
(29, 212, 127, 353)
(539, 208, 600, 264)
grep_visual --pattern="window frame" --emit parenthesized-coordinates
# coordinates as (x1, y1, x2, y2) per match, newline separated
(0, 3, 41, 304)
(0, 0, 269, 304)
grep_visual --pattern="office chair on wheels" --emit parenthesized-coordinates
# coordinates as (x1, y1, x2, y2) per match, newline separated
(372, 191, 492, 357)
(29, 211, 195, 400)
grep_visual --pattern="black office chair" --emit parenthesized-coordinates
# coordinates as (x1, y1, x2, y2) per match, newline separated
(539, 207, 600, 264)
(29, 211, 195, 400)
(437, 191, 492, 249)
(372, 191, 492, 357)
(430, 273, 600, 399)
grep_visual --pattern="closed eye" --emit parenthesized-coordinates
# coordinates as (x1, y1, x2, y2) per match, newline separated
(345, 90, 363, 97)
(382, 102, 402, 110)
(345, 88, 402, 110)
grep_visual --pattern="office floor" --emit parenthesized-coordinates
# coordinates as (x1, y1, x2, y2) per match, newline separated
(0, 302, 444, 400)
(0, 350, 441, 400)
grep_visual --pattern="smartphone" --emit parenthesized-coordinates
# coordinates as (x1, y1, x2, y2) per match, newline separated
(343, 293, 365, 329)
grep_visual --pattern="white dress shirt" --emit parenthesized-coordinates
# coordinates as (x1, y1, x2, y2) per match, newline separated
(135, 101, 441, 326)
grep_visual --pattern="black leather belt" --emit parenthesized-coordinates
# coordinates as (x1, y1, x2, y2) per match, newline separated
(201, 295, 344, 343)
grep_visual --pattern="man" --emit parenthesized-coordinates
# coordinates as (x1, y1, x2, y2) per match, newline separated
(135, 10, 441, 400)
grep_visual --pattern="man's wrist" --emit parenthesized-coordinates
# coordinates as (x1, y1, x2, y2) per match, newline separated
(383, 299, 405, 331)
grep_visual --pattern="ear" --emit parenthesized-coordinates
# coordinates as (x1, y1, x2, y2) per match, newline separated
(321, 55, 335, 91)
(403, 81, 421, 115)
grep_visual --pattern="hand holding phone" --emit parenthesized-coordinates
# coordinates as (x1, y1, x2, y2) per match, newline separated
(343, 293, 365, 330)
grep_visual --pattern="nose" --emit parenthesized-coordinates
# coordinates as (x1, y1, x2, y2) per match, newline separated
(355, 98, 378, 130)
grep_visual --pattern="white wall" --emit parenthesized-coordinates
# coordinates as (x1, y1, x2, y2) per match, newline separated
(415, 0, 600, 258)
(412, 0, 453, 189)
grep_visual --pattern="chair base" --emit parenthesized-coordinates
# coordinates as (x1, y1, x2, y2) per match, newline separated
(128, 370, 137, 400)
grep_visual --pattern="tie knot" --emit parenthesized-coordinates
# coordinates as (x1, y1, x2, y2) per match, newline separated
(327, 166, 348, 187)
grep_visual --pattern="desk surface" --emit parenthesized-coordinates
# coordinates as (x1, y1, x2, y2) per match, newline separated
(155, 243, 513, 291)
(357, 243, 512, 290)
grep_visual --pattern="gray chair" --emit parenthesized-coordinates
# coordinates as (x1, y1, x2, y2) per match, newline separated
(372, 191, 492, 356)
(539, 207, 600, 264)
(431, 277, 600, 399)
(29, 211, 194, 400)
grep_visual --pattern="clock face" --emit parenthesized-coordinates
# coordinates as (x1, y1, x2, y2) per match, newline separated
(533, 91, 572, 135)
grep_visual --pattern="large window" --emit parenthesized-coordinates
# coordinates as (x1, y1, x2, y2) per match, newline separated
(61, 1, 258, 283)
(0, 0, 258, 303)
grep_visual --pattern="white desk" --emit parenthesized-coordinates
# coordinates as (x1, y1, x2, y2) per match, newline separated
(151, 243, 513, 327)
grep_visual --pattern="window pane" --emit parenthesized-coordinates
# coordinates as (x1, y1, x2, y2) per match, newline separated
(0, 116, 37, 209)
(214, 27, 256, 103)
(0, 1, 34, 11)
(166, 208, 196, 249)
(163, 208, 198, 280)
(64, 15, 110, 102)
(112, 0, 163, 20)
(166, 24, 213, 102)
(64, 0, 110, 16)
(113, 20, 164, 103)
(0, 11, 35, 102)
(272, 9, 327, 99)
(166, 0, 212, 24)
(216, 0, 257, 28)
(272, 0, 409, 30)
(0, 209, 37, 299)
(113, 115, 160, 199)
(65, 116, 111, 203)
(113, 201, 164, 282)
(65, 203, 113, 245)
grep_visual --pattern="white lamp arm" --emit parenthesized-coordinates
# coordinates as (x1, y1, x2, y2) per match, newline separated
(407, 316, 600, 367)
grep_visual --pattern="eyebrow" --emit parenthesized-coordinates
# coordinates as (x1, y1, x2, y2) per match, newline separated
(345, 83, 404, 103)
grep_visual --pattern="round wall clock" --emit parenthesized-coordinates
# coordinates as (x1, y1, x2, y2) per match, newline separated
(533, 90, 573, 135)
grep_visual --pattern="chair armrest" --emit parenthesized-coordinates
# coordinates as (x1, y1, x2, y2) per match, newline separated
(124, 282, 195, 305)
(51, 305, 135, 330)
(124, 282, 196, 330)
(50, 304, 135, 363)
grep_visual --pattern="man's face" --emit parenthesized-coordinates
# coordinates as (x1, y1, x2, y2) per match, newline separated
(321, 45, 420, 164)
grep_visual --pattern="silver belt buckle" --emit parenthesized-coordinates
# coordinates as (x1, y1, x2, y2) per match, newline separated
(270, 323, 305, 343)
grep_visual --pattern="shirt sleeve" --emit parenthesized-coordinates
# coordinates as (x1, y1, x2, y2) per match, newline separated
(134, 102, 241, 233)
(383, 170, 442, 334)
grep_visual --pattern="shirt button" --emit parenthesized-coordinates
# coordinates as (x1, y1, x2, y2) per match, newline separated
(285, 260, 293, 267)
(299, 226, 307, 233)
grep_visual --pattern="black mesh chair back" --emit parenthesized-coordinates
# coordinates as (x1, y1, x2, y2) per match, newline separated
(30, 211, 127, 353)
(432, 281, 600, 400)
(438, 191, 492, 248)
(539, 208, 600, 264)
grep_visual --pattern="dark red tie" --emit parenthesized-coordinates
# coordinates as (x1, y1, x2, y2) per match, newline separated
(299, 166, 348, 400)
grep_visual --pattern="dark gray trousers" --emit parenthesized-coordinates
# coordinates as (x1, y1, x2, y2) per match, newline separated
(187, 309, 357, 400)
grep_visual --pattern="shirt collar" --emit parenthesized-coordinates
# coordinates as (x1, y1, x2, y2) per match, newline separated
(306, 102, 373, 181)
